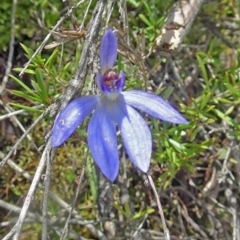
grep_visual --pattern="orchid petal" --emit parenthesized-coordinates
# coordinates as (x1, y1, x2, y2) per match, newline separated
(88, 105, 119, 181)
(113, 100, 151, 173)
(100, 29, 117, 73)
(118, 70, 125, 92)
(96, 73, 104, 92)
(122, 90, 188, 124)
(51, 95, 99, 147)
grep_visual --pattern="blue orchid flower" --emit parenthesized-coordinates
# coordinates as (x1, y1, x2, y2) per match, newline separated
(51, 29, 188, 181)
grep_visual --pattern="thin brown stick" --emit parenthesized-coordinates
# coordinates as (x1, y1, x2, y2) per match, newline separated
(41, 148, 55, 240)
(147, 174, 170, 240)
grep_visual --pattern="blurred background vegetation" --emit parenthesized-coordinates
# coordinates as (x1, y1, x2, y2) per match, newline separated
(0, 0, 240, 239)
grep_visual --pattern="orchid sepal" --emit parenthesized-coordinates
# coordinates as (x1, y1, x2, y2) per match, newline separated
(100, 29, 117, 74)
(122, 90, 188, 124)
(51, 95, 98, 147)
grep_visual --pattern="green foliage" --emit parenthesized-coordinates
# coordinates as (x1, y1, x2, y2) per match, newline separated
(9, 43, 77, 111)
(128, 0, 174, 46)
(0, 0, 64, 50)
(86, 155, 98, 203)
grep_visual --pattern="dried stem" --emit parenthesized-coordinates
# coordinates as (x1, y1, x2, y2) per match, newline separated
(147, 174, 170, 240)
(153, 0, 205, 56)
(3, 141, 52, 240)
(41, 148, 55, 240)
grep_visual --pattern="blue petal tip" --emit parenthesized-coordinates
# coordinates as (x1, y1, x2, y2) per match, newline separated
(100, 29, 118, 73)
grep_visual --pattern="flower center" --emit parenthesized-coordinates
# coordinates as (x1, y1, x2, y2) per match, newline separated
(103, 69, 119, 91)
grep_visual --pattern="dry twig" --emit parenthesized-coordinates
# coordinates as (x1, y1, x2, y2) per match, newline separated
(153, 0, 205, 56)
(147, 174, 170, 240)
